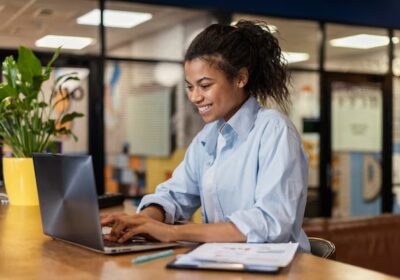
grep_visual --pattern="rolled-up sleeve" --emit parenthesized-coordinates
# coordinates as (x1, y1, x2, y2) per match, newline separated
(227, 120, 308, 243)
(137, 138, 202, 224)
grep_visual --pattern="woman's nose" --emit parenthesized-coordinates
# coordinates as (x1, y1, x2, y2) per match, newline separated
(188, 88, 202, 103)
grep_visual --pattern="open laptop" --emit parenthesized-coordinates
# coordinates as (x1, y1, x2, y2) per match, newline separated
(33, 153, 178, 254)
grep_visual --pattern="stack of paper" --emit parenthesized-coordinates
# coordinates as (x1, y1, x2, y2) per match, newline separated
(174, 242, 298, 270)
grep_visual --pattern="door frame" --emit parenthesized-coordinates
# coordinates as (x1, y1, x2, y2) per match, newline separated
(319, 71, 393, 217)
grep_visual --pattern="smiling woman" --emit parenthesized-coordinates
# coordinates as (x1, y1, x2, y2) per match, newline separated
(102, 20, 310, 252)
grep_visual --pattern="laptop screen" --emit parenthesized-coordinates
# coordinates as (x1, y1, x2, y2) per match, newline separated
(33, 153, 104, 251)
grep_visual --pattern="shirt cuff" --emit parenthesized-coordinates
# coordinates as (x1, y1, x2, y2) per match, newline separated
(137, 195, 176, 224)
(227, 210, 268, 243)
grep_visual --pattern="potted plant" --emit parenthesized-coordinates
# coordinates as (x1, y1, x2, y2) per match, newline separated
(0, 46, 83, 205)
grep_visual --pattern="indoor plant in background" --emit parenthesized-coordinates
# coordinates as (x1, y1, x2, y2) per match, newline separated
(0, 46, 83, 205)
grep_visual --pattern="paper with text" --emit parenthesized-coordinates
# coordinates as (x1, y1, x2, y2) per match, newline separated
(181, 242, 298, 267)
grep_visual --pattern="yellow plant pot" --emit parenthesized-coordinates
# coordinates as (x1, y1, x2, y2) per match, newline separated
(3, 158, 39, 206)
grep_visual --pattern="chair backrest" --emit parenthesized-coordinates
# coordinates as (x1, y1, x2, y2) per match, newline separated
(308, 237, 336, 259)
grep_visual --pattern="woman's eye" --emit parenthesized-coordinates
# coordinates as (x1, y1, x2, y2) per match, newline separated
(200, 84, 211, 89)
(185, 85, 193, 91)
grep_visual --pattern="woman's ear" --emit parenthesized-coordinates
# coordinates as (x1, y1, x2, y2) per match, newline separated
(237, 67, 249, 88)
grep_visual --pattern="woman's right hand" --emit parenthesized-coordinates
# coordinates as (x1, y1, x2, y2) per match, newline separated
(100, 212, 128, 227)
(103, 213, 177, 243)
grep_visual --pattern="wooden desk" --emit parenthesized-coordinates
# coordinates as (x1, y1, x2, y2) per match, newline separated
(0, 205, 399, 280)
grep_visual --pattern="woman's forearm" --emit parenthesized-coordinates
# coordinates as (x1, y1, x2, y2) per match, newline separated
(140, 205, 165, 222)
(139, 206, 246, 243)
(172, 222, 246, 243)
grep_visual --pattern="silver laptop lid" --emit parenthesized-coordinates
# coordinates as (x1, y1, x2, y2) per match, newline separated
(33, 153, 104, 252)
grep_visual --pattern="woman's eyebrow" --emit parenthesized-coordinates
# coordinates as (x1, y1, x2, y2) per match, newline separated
(196, 77, 213, 83)
(185, 77, 213, 84)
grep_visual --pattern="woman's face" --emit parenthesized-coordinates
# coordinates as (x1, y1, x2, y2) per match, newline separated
(184, 58, 248, 123)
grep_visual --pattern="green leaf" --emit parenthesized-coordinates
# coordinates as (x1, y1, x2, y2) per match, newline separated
(37, 101, 48, 108)
(46, 141, 59, 153)
(56, 127, 70, 133)
(60, 112, 84, 124)
(0, 84, 17, 101)
(17, 46, 42, 84)
(2, 56, 18, 89)
(32, 75, 45, 94)
(70, 133, 78, 142)
(43, 47, 61, 80)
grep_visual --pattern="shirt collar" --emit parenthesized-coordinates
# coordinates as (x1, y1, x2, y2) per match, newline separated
(227, 96, 260, 140)
(200, 96, 260, 155)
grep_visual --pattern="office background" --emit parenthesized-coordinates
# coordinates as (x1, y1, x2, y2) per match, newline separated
(0, 0, 400, 219)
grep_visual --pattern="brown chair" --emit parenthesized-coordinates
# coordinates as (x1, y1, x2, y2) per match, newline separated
(308, 237, 336, 259)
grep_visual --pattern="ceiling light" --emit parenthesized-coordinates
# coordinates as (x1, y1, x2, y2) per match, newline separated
(35, 35, 93, 50)
(282, 51, 310, 64)
(330, 34, 399, 49)
(77, 9, 152, 28)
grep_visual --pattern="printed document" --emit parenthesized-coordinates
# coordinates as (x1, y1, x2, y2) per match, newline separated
(176, 242, 298, 267)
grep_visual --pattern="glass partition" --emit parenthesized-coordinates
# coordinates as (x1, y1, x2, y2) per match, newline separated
(103, 60, 204, 197)
(102, 2, 212, 197)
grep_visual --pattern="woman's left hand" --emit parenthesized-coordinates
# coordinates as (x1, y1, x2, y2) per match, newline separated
(104, 213, 177, 243)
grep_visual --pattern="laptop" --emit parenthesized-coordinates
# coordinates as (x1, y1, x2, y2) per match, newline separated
(33, 153, 178, 254)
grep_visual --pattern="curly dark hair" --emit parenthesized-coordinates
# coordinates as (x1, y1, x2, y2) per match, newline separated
(185, 20, 290, 113)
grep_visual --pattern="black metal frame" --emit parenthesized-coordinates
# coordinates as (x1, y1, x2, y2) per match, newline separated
(382, 28, 394, 213)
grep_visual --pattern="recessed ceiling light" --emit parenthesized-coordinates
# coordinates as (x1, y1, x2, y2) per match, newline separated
(35, 35, 93, 50)
(330, 34, 399, 49)
(77, 9, 152, 28)
(282, 51, 310, 64)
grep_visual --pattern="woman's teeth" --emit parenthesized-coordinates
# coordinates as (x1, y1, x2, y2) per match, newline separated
(199, 105, 211, 113)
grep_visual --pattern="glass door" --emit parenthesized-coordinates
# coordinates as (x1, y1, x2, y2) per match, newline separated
(321, 73, 388, 217)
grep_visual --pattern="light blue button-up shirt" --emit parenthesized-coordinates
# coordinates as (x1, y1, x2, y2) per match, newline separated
(138, 96, 310, 252)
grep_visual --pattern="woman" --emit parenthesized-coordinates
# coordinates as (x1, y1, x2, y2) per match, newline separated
(101, 20, 310, 252)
